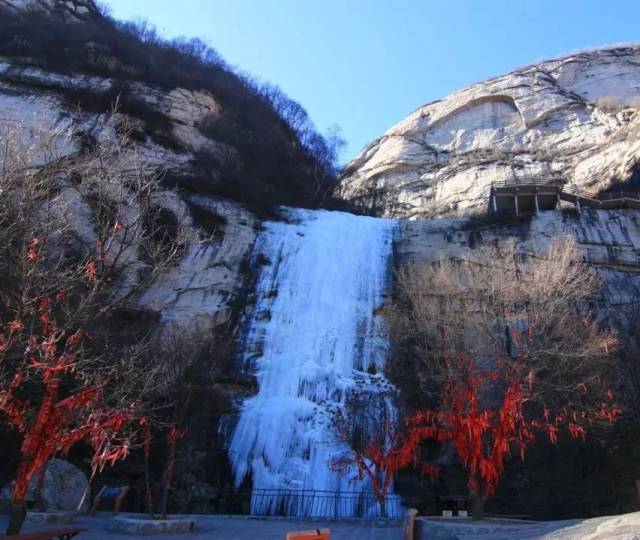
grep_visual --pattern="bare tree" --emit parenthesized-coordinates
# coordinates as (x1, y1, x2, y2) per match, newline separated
(386, 236, 620, 515)
(0, 115, 194, 533)
(259, 83, 345, 206)
(388, 236, 617, 413)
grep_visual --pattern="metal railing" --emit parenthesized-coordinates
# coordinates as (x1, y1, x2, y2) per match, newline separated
(490, 178, 564, 190)
(596, 190, 640, 201)
(560, 184, 599, 199)
(562, 185, 640, 202)
(121, 485, 405, 518)
(249, 489, 405, 518)
(489, 179, 640, 208)
(121, 483, 633, 521)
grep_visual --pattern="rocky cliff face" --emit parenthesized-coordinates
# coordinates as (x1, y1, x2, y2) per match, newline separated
(1, 0, 341, 211)
(0, 0, 310, 335)
(397, 210, 640, 313)
(0, 56, 230, 177)
(0, 0, 100, 19)
(0, 1, 270, 504)
(0, 58, 258, 333)
(339, 46, 640, 219)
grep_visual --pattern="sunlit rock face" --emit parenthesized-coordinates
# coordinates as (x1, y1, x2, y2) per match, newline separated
(0, 0, 101, 20)
(0, 56, 246, 333)
(396, 209, 640, 315)
(339, 45, 640, 219)
(0, 58, 231, 173)
(137, 197, 257, 332)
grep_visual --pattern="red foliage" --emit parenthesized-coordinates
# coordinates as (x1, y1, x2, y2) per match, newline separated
(85, 259, 97, 282)
(331, 354, 620, 502)
(27, 238, 41, 262)
(159, 424, 186, 519)
(1, 312, 137, 501)
(0, 245, 139, 509)
(407, 357, 531, 495)
(408, 356, 621, 497)
(330, 418, 433, 506)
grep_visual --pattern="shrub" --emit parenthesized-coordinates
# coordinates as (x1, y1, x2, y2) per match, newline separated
(594, 96, 625, 113)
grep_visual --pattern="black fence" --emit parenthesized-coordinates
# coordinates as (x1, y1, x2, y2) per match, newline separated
(119, 483, 636, 521)
(121, 484, 405, 518)
(248, 489, 404, 518)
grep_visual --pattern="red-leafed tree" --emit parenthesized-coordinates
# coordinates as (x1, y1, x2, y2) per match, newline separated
(385, 236, 622, 517)
(330, 418, 409, 517)
(408, 354, 620, 517)
(159, 424, 186, 520)
(0, 295, 140, 533)
(329, 405, 439, 517)
(0, 117, 191, 534)
(331, 350, 620, 520)
(132, 327, 220, 520)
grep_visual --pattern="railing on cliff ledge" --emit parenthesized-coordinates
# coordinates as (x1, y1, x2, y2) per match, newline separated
(488, 178, 640, 215)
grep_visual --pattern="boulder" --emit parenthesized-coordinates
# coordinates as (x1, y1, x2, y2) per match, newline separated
(0, 459, 90, 512)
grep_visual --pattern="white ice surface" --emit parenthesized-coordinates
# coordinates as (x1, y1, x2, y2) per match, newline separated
(228, 209, 397, 516)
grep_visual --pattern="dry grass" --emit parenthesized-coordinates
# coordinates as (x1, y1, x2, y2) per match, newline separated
(593, 95, 640, 113)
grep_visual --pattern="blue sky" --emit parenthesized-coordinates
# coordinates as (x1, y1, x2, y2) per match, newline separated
(104, 0, 640, 163)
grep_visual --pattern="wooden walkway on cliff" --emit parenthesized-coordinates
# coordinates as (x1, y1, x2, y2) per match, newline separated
(489, 178, 640, 216)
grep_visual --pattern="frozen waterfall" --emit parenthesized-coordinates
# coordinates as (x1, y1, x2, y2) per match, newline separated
(228, 209, 398, 517)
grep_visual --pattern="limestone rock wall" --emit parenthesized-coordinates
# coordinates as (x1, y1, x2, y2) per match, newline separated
(0, 0, 101, 20)
(137, 196, 257, 332)
(339, 46, 640, 219)
(0, 55, 259, 335)
(0, 57, 232, 174)
(396, 209, 640, 316)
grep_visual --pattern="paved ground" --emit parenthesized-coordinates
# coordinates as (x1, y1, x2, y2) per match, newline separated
(2, 511, 639, 539)
(415, 512, 640, 540)
(0, 514, 403, 539)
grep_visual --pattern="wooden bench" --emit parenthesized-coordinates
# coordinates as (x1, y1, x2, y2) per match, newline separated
(0, 528, 87, 540)
(286, 529, 330, 540)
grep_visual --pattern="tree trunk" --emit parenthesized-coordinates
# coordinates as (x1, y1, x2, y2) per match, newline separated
(470, 492, 487, 520)
(8, 456, 36, 535)
(34, 464, 47, 512)
(144, 452, 153, 516)
(6, 498, 26, 535)
(160, 451, 176, 520)
(378, 497, 388, 518)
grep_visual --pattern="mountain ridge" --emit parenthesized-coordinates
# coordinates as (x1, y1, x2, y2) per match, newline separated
(338, 44, 640, 218)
